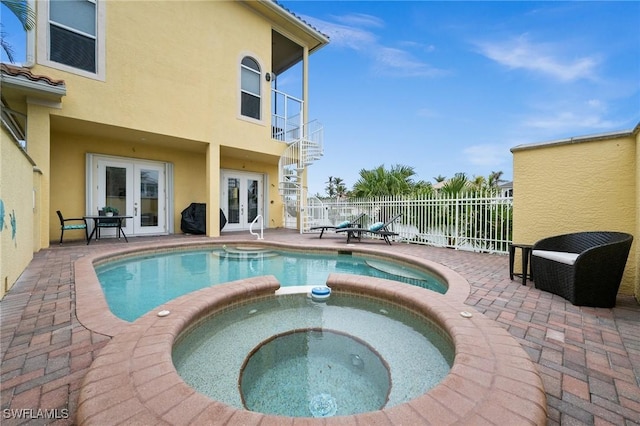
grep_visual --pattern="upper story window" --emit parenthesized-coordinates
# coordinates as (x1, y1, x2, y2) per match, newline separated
(240, 56, 261, 120)
(38, 0, 104, 79)
(49, 0, 96, 73)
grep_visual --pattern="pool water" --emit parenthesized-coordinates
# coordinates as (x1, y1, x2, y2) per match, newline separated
(95, 248, 446, 321)
(240, 329, 390, 417)
(172, 293, 453, 417)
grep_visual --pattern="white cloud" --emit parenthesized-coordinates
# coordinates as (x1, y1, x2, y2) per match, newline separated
(302, 16, 377, 51)
(332, 13, 385, 28)
(374, 47, 445, 77)
(521, 98, 621, 133)
(523, 111, 618, 132)
(476, 35, 599, 81)
(302, 14, 445, 78)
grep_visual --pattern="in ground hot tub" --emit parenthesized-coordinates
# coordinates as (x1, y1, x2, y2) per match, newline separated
(172, 292, 453, 417)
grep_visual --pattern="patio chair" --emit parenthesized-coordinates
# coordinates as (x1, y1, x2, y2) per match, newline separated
(310, 213, 366, 238)
(336, 213, 402, 245)
(96, 209, 121, 240)
(531, 231, 633, 307)
(56, 210, 88, 244)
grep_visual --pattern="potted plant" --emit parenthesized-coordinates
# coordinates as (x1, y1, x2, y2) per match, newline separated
(103, 206, 119, 216)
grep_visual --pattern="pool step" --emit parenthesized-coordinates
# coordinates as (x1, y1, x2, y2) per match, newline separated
(213, 247, 279, 259)
(365, 260, 427, 280)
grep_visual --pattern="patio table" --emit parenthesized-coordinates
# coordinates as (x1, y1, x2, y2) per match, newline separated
(84, 215, 132, 244)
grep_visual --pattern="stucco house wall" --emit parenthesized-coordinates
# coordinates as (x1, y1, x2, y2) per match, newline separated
(511, 125, 639, 300)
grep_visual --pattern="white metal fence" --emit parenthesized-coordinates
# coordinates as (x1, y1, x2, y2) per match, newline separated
(302, 193, 513, 254)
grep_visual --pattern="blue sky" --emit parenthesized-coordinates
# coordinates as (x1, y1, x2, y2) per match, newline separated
(2, 1, 638, 197)
(278, 1, 640, 196)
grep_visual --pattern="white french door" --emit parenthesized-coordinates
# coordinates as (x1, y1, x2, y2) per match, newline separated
(220, 171, 264, 231)
(89, 155, 168, 237)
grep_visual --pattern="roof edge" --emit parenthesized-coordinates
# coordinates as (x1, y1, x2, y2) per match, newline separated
(511, 124, 639, 153)
(243, 0, 330, 53)
(1, 63, 67, 100)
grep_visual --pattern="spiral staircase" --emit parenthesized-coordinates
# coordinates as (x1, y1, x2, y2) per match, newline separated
(278, 120, 323, 230)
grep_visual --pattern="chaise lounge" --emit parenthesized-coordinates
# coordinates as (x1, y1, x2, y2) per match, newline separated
(310, 213, 366, 238)
(531, 231, 633, 308)
(336, 213, 402, 245)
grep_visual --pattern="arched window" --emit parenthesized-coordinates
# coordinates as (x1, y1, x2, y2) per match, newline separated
(241, 56, 261, 120)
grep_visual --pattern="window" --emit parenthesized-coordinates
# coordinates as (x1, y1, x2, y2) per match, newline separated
(49, 0, 97, 73)
(241, 56, 261, 120)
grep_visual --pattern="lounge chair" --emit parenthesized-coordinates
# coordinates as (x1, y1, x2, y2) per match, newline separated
(56, 210, 88, 244)
(336, 214, 402, 245)
(531, 231, 633, 307)
(310, 213, 366, 238)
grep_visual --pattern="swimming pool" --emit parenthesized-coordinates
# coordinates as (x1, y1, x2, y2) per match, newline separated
(95, 247, 446, 321)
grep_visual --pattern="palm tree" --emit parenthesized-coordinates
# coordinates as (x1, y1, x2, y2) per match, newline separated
(1, 0, 35, 63)
(334, 177, 348, 199)
(324, 176, 336, 198)
(351, 164, 417, 198)
(487, 170, 505, 188)
(433, 174, 446, 183)
(440, 172, 470, 196)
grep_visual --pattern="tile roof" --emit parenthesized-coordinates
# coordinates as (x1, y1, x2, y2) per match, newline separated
(272, 0, 329, 40)
(1, 62, 65, 87)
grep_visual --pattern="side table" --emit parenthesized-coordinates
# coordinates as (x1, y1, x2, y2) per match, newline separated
(509, 243, 534, 285)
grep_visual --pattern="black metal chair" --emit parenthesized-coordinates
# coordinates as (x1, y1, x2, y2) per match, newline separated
(96, 209, 121, 240)
(56, 210, 88, 244)
(531, 231, 633, 307)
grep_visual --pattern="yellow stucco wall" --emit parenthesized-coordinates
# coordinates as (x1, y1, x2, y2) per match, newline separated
(32, 1, 279, 150)
(512, 131, 638, 298)
(49, 133, 287, 241)
(0, 129, 36, 298)
(50, 132, 209, 241)
(34, 0, 291, 242)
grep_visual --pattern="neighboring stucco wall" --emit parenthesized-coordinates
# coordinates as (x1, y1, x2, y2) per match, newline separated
(636, 130, 640, 299)
(512, 130, 638, 299)
(0, 129, 35, 298)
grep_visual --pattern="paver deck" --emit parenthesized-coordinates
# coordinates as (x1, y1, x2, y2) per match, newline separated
(1, 230, 639, 425)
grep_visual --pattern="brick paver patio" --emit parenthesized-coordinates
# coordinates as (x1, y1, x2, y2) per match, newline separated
(1, 230, 639, 425)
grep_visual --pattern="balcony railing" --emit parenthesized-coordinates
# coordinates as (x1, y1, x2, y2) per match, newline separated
(271, 89, 303, 143)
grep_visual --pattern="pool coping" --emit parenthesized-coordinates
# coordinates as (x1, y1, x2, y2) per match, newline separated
(76, 274, 546, 425)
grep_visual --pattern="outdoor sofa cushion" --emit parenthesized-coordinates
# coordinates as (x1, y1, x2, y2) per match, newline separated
(531, 250, 579, 266)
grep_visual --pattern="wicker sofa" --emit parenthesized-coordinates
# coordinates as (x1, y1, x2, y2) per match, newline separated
(531, 231, 633, 308)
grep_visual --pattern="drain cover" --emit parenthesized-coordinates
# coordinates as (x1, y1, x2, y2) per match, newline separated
(309, 393, 337, 417)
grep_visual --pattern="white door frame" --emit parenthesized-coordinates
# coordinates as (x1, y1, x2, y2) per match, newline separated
(86, 154, 173, 237)
(220, 170, 265, 232)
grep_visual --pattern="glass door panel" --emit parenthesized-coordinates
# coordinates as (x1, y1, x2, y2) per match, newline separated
(105, 166, 127, 215)
(227, 178, 241, 225)
(247, 179, 258, 224)
(133, 164, 165, 235)
(139, 169, 159, 227)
